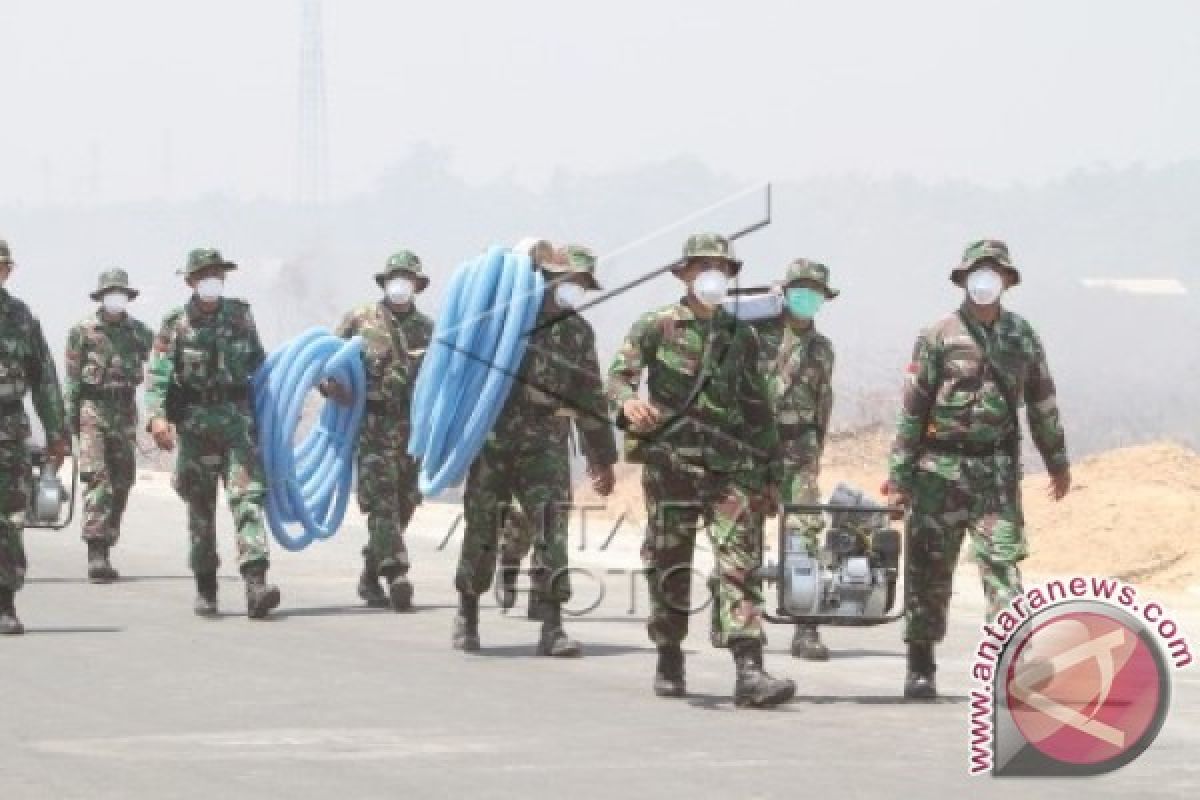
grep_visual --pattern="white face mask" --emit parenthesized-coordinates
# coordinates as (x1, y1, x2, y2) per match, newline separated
(693, 268, 729, 307)
(966, 267, 1004, 306)
(101, 292, 129, 315)
(385, 277, 415, 305)
(195, 276, 224, 301)
(554, 282, 585, 310)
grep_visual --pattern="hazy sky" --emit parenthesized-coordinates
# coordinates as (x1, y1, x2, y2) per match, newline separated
(2, 0, 1198, 205)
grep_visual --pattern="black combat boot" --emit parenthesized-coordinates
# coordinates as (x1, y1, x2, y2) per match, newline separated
(904, 642, 938, 699)
(381, 568, 413, 612)
(653, 644, 686, 697)
(498, 558, 520, 611)
(243, 564, 281, 620)
(194, 573, 219, 617)
(452, 593, 481, 652)
(536, 601, 582, 658)
(527, 587, 547, 621)
(357, 562, 388, 608)
(731, 638, 796, 709)
(791, 624, 829, 661)
(87, 540, 119, 584)
(0, 588, 24, 635)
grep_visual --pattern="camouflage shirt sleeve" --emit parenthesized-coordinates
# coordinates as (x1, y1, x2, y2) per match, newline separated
(816, 339, 835, 453)
(241, 305, 267, 376)
(574, 323, 619, 468)
(30, 316, 69, 445)
(740, 327, 783, 485)
(144, 312, 179, 422)
(136, 319, 155, 360)
(1023, 325, 1070, 474)
(606, 311, 659, 410)
(334, 308, 359, 339)
(888, 330, 939, 490)
(63, 323, 84, 435)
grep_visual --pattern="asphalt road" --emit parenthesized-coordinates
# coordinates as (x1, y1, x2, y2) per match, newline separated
(3, 473, 1198, 799)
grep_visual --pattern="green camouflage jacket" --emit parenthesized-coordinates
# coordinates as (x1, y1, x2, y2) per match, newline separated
(607, 301, 781, 486)
(889, 303, 1069, 488)
(64, 311, 154, 434)
(334, 302, 433, 425)
(489, 310, 618, 467)
(756, 317, 834, 465)
(145, 297, 266, 420)
(0, 288, 68, 445)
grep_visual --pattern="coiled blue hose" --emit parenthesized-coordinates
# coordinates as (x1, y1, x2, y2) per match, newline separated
(409, 246, 545, 495)
(253, 328, 367, 551)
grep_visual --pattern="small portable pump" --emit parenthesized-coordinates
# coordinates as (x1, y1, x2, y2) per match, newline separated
(26, 445, 77, 530)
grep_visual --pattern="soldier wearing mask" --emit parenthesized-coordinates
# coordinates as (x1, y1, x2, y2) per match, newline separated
(885, 239, 1071, 698)
(0, 239, 71, 635)
(322, 251, 433, 611)
(64, 268, 154, 583)
(145, 248, 279, 619)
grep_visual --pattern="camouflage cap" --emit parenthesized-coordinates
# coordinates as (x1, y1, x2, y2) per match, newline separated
(375, 249, 429, 291)
(950, 239, 1021, 287)
(0, 239, 12, 266)
(677, 233, 743, 275)
(784, 258, 839, 299)
(89, 267, 139, 301)
(543, 244, 601, 291)
(181, 247, 238, 277)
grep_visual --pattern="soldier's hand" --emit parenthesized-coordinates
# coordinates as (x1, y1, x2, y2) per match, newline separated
(882, 480, 910, 521)
(45, 438, 70, 471)
(589, 463, 616, 497)
(150, 417, 176, 452)
(622, 398, 661, 431)
(321, 378, 354, 407)
(1048, 468, 1072, 501)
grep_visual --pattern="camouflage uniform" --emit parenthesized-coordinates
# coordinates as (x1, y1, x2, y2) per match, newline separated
(457, 255, 616, 606)
(333, 251, 432, 604)
(64, 269, 153, 557)
(608, 233, 794, 706)
(889, 241, 1069, 648)
(144, 251, 271, 580)
(0, 242, 70, 601)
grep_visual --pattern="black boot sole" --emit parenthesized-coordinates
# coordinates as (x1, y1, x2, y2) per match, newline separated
(654, 681, 686, 698)
(247, 587, 281, 619)
(358, 584, 389, 609)
(389, 580, 414, 612)
(734, 681, 797, 709)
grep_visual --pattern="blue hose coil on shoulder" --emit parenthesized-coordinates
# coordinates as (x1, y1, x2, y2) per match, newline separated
(253, 328, 367, 551)
(409, 247, 545, 495)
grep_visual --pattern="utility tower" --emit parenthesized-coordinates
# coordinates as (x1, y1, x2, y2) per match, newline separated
(297, 0, 329, 207)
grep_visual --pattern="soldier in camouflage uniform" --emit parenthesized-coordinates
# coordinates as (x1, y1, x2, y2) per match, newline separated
(607, 233, 795, 708)
(755, 259, 838, 660)
(886, 239, 1071, 698)
(64, 268, 154, 583)
(322, 251, 433, 612)
(453, 243, 618, 657)
(145, 248, 280, 620)
(0, 239, 71, 635)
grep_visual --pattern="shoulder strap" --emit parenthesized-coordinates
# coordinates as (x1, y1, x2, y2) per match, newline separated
(956, 309, 1021, 445)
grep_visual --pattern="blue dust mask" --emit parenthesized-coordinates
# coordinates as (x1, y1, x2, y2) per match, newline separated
(786, 287, 825, 319)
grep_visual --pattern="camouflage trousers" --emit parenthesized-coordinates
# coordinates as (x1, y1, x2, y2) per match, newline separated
(458, 442, 571, 603)
(173, 406, 269, 575)
(779, 459, 824, 558)
(78, 401, 138, 545)
(904, 455, 1027, 643)
(0, 441, 30, 591)
(356, 421, 420, 575)
(642, 462, 766, 647)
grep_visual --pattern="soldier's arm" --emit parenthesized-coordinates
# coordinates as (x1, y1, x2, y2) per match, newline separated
(574, 327, 619, 468)
(816, 341, 835, 456)
(30, 317, 69, 446)
(242, 306, 267, 376)
(741, 329, 783, 485)
(63, 324, 84, 436)
(144, 315, 178, 423)
(605, 313, 656, 410)
(333, 309, 359, 339)
(1024, 328, 1069, 474)
(887, 332, 939, 491)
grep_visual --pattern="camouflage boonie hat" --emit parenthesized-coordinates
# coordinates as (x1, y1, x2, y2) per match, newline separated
(676, 232, 743, 275)
(181, 247, 238, 277)
(950, 239, 1021, 287)
(375, 249, 429, 291)
(89, 267, 139, 301)
(0, 239, 13, 266)
(543, 244, 601, 291)
(784, 258, 839, 299)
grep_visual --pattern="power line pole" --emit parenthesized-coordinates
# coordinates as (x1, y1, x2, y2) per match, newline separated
(297, 0, 329, 207)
